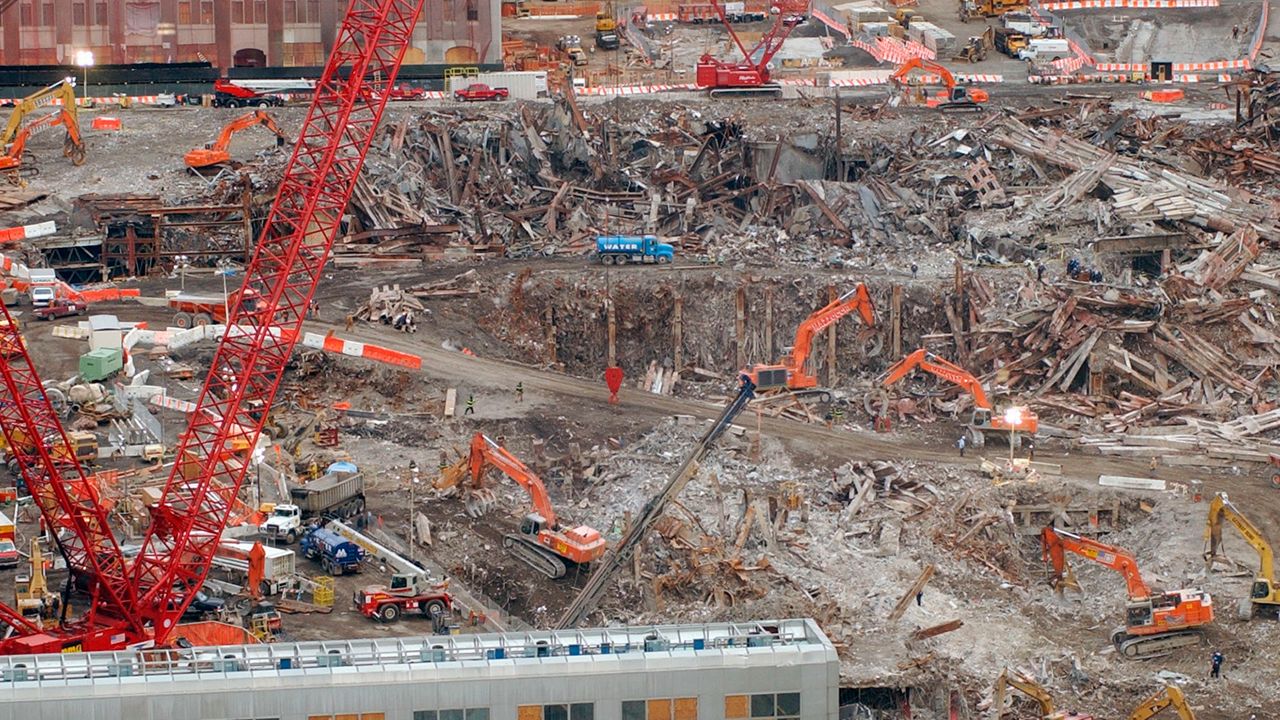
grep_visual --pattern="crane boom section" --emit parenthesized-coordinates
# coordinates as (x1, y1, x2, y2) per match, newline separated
(1042, 526, 1151, 600)
(0, 307, 142, 636)
(1205, 493, 1273, 581)
(881, 349, 992, 409)
(788, 283, 875, 371)
(471, 434, 558, 528)
(129, 0, 426, 643)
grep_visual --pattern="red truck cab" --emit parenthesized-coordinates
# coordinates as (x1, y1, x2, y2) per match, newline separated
(33, 300, 87, 321)
(454, 84, 509, 102)
(385, 83, 426, 101)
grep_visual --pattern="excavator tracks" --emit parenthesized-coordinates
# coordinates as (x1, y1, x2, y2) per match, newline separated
(1112, 626, 1204, 660)
(504, 534, 568, 580)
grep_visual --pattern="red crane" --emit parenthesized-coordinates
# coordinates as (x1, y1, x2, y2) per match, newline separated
(0, 0, 426, 653)
(695, 0, 806, 97)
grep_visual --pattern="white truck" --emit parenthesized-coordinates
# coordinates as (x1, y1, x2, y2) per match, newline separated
(212, 541, 297, 596)
(1017, 37, 1070, 61)
(26, 269, 57, 307)
(259, 469, 365, 544)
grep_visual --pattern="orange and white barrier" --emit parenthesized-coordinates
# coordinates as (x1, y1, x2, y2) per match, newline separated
(0, 221, 55, 244)
(1095, 59, 1249, 72)
(149, 395, 198, 414)
(577, 83, 698, 96)
(1040, 0, 1217, 8)
(301, 331, 422, 370)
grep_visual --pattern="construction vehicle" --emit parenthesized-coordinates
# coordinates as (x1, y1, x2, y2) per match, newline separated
(557, 375, 757, 628)
(184, 109, 288, 170)
(953, 27, 993, 63)
(453, 83, 510, 102)
(354, 572, 453, 624)
(595, 234, 676, 265)
(959, 0, 1027, 22)
(300, 526, 365, 576)
(680, 1, 768, 22)
(1127, 684, 1196, 720)
(0, 104, 85, 183)
(890, 57, 989, 111)
(743, 283, 876, 398)
(990, 667, 1094, 720)
(558, 35, 589, 66)
(210, 78, 286, 108)
(695, 0, 804, 97)
(13, 539, 57, 621)
(595, 0, 621, 47)
(260, 467, 366, 543)
(167, 287, 265, 328)
(0, 0, 425, 654)
(881, 348, 1035, 448)
(1041, 526, 1215, 660)
(893, 8, 918, 28)
(1, 79, 78, 148)
(994, 28, 1030, 57)
(1203, 492, 1280, 620)
(463, 433, 606, 579)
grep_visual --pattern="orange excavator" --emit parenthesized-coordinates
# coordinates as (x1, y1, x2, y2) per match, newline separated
(0, 106, 85, 183)
(889, 57, 989, 111)
(742, 283, 876, 398)
(881, 348, 1035, 447)
(462, 433, 607, 579)
(1041, 526, 1215, 660)
(184, 109, 288, 169)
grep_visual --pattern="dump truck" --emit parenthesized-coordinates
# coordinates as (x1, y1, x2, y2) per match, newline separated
(168, 288, 262, 329)
(260, 468, 366, 543)
(594, 234, 676, 265)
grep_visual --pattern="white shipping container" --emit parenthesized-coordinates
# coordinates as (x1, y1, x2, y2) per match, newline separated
(724, 1, 746, 13)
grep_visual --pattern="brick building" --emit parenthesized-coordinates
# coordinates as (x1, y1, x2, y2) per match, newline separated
(0, 1, 499, 68)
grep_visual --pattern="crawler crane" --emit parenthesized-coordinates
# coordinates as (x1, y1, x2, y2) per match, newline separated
(463, 433, 606, 579)
(694, 0, 806, 97)
(0, 0, 426, 653)
(743, 283, 876, 399)
(1041, 526, 1214, 659)
(1203, 492, 1280, 620)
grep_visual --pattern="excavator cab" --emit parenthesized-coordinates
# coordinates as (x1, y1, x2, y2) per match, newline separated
(519, 512, 549, 537)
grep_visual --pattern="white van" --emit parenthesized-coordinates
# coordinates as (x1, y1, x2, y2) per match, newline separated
(1018, 38, 1071, 61)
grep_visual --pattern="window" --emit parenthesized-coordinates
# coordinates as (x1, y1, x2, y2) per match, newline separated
(725, 694, 799, 720)
(19, 2, 33, 25)
(231, 0, 245, 23)
(254, 0, 266, 22)
(466, 0, 478, 21)
(72, 1, 86, 24)
(415, 710, 490, 720)
(199, 0, 214, 24)
(623, 698, 697, 720)
(177, 0, 191, 23)
(518, 704, 594, 720)
(306, 0, 319, 22)
(41, 0, 53, 25)
(94, 2, 106, 24)
(307, 715, 383, 720)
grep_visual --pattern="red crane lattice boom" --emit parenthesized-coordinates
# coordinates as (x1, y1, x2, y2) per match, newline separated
(0, 0, 425, 652)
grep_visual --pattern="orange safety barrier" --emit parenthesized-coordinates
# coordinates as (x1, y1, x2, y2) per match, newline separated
(525, 1, 599, 15)
(1143, 88, 1185, 103)
(79, 287, 142, 302)
(91, 116, 122, 130)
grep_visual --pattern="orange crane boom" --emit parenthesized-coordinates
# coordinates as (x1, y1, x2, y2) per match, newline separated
(1041, 526, 1214, 660)
(744, 283, 876, 392)
(467, 433, 606, 579)
(184, 109, 289, 169)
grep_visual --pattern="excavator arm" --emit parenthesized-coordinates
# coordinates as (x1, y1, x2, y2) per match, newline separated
(787, 283, 876, 373)
(469, 433, 558, 527)
(1, 108, 85, 171)
(1042, 526, 1151, 599)
(1128, 684, 1196, 720)
(991, 668, 1056, 717)
(890, 57, 958, 89)
(881, 348, 992, 409)
(186, 110, 289, 169)
(1, 79, 77, 148)
(1204, 492, 1274, 581)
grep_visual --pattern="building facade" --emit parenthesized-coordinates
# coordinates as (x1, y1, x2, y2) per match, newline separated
(0, 0, 499, 68)
(0, 620, 840, 720)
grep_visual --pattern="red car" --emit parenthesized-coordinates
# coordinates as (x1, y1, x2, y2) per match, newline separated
(0, 539, 18, 569)
(385, 83, 426, 101)
(33, 300, 86, 320)
(454, 83, 509, 102)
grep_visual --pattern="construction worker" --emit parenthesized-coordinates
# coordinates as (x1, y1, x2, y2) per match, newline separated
(1026, 439, 1035, 461)
(910, 262, 918, 279)
(515, 382, 524, 403)
(1036, 263, 1046, 283)
(915, 590, 923, 607)
(830, 405, 845, 427)
(464, 394, 475, 416)
(345, 314, 355, 331)
(1210, 650, 1224, 678)
(1233, 24, 1240, 40)
(957, 435, 967, 457)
